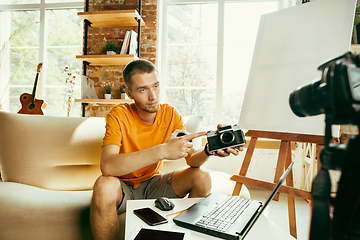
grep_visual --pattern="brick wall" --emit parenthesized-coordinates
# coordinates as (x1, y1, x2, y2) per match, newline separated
(83, 0, 157, 117)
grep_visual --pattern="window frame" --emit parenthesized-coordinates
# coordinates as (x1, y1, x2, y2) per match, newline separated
(158, 0, 292, 126)
(0, 0, 83, 112)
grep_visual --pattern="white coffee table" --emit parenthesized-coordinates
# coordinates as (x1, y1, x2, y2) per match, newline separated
(125, 198, 295, 240)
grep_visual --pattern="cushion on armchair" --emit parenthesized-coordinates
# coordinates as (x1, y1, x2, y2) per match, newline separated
(0, 112, 104, 191)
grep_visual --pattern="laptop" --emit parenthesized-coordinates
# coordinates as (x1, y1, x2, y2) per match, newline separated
(173, 161, 294, 240)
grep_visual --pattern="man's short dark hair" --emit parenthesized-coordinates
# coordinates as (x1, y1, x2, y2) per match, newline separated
(123, 59, 157, 90)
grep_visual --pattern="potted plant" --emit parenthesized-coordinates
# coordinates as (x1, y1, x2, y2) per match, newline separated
(101, 82, 113, 99)
(105, 42, 118, 55)
(120, 84, 128, 99)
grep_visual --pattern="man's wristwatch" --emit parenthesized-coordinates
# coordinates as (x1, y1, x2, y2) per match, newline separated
(204, 143, 211, 156)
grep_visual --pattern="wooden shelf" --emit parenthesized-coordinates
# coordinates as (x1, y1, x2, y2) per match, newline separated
(75, 99, 133, 104)
(76, 54, 137, 66)
(77, 10, 145, 28)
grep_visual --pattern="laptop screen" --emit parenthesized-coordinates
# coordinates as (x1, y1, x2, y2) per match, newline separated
(240, 161, 294, 239)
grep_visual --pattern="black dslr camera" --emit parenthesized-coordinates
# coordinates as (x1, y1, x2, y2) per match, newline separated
(206, 124, 246, 154)
(289, 51, 360, 124)
(289, 52, 360, 240)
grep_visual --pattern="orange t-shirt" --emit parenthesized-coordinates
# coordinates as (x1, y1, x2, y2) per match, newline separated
(102, 103, 185, 188)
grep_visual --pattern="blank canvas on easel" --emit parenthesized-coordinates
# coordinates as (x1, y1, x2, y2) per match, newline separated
(239, 0, 356, 136)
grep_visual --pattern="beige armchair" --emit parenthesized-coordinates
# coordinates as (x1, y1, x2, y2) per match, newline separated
(0, 112, 249, 240)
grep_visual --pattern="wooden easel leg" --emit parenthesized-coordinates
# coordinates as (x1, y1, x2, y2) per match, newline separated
(287, 194, 297, 238)
(285, 142, 297, 239)
(232, 137, 258, 196)
(272, 140, 288, 201)
(317, 144, 324, 171)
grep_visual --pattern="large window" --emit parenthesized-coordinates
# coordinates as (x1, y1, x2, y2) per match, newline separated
(160, 0, 278, 129)
(0, 0, 83, 116)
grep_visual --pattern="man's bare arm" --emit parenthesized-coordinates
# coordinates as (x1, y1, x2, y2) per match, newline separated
(101, 145, 163, 176)
(100, 131, 207, 177)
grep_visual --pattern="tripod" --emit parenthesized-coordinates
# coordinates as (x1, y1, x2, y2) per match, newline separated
(310, 120, 360, 240)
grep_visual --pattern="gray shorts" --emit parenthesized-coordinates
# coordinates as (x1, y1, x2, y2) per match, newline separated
(117, 171, 181, 214)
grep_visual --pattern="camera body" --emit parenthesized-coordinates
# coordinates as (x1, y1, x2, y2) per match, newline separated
(289, 51, 360, 125)
(206, 124, 246, 154)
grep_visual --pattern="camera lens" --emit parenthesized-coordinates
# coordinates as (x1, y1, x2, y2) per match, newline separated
(289, 79, 326, 117)
(220, 132, 235, 144)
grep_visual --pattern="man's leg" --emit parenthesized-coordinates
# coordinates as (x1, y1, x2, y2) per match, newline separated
(90, 176, 123, 240)
(171, 167, 212, 198)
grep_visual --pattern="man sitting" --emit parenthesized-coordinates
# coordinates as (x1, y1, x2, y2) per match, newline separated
(90, 59, 243, 240)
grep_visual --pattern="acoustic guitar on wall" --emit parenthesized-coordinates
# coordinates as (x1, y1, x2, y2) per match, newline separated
(18, 63, 47, 115)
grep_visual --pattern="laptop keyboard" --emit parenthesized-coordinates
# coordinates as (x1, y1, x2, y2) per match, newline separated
(195, 196, 251, 232)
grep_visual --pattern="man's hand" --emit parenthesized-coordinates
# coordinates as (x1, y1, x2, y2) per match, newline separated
(209, 124, 244, 158)
(211, 146, 243, 157)
(162, 130, 206, 160)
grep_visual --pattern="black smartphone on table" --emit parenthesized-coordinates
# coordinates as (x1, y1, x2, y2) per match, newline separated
(133, 207, 168, 226)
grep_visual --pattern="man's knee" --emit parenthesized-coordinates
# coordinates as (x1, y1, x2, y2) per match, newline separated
(92, 176, 123, 209)
(194, 168, 211, 186)
(187, 168, 212, 197)
(184, 167, 212, 190)
(172, 167, 212, 197)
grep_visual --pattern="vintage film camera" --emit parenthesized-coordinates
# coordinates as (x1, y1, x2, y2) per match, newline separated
(289, 51, 360, 240)
(206, 124, 246, 154)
